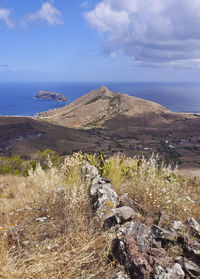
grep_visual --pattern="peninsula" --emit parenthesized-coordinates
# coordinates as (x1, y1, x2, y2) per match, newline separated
(34, 91, 67, 102)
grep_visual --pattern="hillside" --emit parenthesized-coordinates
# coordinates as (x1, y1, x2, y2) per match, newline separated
(1, 87, 200, 170)
(38, 86, 194, 129)
(0, 116, 101, 157)
(1, 153, 200, 278)
(34, 86, 200, 171)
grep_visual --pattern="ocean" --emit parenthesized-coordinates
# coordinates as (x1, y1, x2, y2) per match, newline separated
(0, 81, 200, 116)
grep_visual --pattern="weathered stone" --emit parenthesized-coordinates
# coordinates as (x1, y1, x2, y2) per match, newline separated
(153, 263, 184, 279)
(119, 193, 135, 208)
(172, 263, 185, 278)
(113, 235, 152, 279)
(170, 221, 184, 232)
(178, 234, 200, 257)
(117, 221, 151, 252)
(36, 217, 48, 222)
(90, 181, 118, 221)
(90, 183, 101, 196)
(113, 206, 135, 224)
(112, 271, 128, 279)
(187, 217, 200, 235)
(184, 259, 200, 278)
(83, 163, 101, 185)
(149, 248, 172, 267)
(154, 268, 179, 279)
(151, 225, 177, 241)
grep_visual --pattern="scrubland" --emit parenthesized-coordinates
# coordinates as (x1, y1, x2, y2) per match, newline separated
(0, 152, 199, 278)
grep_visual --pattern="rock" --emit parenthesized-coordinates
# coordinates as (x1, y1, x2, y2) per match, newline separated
(172, 263, 185, 278)
(113, 235, 152, 279)
(83, 163, 107, 187)
(90, 183, 101, 196)
(112, 271, 128, 279)
(184, 259, 200, 278)
(119, 193, 135, 208)
(117, 221, 151, 252)
(178, 234, 200, 258)
(90, 182, 118, 221)
(112, 206, 135, 224)
(154, 268, 179, 279)
(151, 225, 177, 242)
(34, 91, 67, 102)
(170, 221, 184, 232)
(150, 247, 173, 267)
(23, 240, 30, 246)
(187, 217, 200, 235)
(154, 263, 184, 279)
(36, 217, 48, 222)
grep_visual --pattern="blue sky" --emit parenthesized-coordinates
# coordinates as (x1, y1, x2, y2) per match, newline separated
(1, 0, 200, 82)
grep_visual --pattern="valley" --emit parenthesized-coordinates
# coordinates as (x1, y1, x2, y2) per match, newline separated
(1, 86, 200, 176)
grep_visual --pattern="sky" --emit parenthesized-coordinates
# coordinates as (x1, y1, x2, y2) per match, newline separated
(1, 0, 200, 82)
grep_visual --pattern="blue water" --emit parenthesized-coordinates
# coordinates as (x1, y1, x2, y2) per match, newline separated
(0, 81, 200, 116)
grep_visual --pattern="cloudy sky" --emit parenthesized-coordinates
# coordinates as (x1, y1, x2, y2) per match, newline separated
(1, 0, 200, 81)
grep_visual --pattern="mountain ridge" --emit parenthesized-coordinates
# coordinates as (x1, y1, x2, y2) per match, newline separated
(38, 86, 195, 129)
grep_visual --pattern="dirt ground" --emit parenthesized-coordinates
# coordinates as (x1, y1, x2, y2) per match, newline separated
(175, 168, 200, 179)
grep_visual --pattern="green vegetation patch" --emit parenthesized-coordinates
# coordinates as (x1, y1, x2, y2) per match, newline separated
(85, 95, 108, 105)
(0, 149, 63, 176)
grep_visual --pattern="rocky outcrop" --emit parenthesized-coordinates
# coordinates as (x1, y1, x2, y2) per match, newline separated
(34, 91, 67, 102)
(83, 162, 200, 279)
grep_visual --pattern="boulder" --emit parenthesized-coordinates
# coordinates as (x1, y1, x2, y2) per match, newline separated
(113, 235, 152, 279)
(151, 225, 177, 242)
(154, 263, 184, 279)
(112, 206, 135, 224)
(117, 221, 151, 252)
(170, 221, 184, 232)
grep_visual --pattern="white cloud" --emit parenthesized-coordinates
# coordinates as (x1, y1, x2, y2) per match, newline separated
(85, 0, 200, 67)
(24, 2, 64, 26)
(0, 8, 14, 28)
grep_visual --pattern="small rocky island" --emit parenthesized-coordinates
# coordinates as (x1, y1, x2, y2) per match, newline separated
(34, 91, 67, 102)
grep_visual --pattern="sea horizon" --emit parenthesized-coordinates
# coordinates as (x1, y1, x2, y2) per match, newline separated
(0, 81, 200, 116)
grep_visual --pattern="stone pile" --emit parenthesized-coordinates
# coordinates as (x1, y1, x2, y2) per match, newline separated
(83, 163, 200, 279)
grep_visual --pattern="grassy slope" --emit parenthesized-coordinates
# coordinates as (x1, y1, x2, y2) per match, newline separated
(0, 153, 199, 278)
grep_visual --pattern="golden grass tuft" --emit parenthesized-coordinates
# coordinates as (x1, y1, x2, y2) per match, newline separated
(0, 154, 121, 279)
(0, 152, 200, 278)
(107, 154, 200, 223)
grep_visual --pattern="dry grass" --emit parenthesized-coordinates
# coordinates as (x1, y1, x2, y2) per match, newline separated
(0, 154, 121, 279)
(107, 154, 200, 223)
(0, 152, 200, 278)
